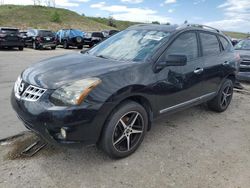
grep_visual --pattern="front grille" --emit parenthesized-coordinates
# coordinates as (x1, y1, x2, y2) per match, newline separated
(241, 59, 250, 66)
(21, 85, 46, 102)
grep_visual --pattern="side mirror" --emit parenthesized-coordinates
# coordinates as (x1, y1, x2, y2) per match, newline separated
(154, 54, 187, 72)
(165, 55, 187, 66)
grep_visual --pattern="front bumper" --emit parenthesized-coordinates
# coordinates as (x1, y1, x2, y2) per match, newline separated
(237, 72, 250, 82)
(11, 89, 112, 145)
(38, 42, 56, 48)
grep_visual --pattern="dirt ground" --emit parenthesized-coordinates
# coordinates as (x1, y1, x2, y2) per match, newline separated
(0, 83, 250, 188)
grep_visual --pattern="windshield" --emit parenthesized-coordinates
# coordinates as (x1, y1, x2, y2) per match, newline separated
(38, 30, 54, 37)
(88, 29, 170, 62)
(69, 29, 84, 37)
(235, 40, 250, 50)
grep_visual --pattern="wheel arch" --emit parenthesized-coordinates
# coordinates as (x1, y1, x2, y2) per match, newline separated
(97, 94, 154, 144)
(226, 74, 236, 84)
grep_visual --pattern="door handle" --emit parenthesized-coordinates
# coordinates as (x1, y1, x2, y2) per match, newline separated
(194, 68, 204, 74)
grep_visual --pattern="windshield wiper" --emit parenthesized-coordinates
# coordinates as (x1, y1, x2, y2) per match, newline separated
(96, 55, 109, 59)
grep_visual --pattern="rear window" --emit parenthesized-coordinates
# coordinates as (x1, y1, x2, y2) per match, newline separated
(219, 36, 231, 51)
(0, 28, 19, 34)
(38, 30, 54, 37)
(200, 33, 220, 56)
(92, 32, 104, 38)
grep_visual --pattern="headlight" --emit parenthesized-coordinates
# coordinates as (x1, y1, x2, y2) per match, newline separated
(51, 78, 101, 106)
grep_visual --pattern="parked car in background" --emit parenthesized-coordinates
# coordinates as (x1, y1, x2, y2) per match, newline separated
(25, 29, 56, 50)
(83, 32, 104, 47)
(19, 30, 28, 39)
(231, 38, 240, 46)
(235, 39, 250, 81)
(56, 29, 84, 49)
(12, 24, 239, 158)
(102, 30, 120, 38)
(0, 27, 24, 50)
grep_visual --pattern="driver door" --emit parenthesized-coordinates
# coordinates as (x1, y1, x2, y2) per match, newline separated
(154, 31, 206, 113)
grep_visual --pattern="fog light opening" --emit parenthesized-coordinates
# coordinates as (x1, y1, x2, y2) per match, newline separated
(60, 128, 67, 139)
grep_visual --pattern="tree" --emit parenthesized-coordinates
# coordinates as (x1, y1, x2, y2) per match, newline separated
(165, 22, 171, 25)
(108, 16, 116, 27)
(152, 21, 160, 25)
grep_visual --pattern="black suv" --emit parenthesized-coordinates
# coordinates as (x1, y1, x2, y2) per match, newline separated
(11, 24, 238, 158)
(83, 32, 104, 47)
(0, 27, 24, 50)
(25, 29, 56, 50)
(56, 29, 84, 49)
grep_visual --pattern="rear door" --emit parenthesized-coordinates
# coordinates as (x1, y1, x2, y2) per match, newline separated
(155, 31, 206, 113)
(198, 32, 225, 94)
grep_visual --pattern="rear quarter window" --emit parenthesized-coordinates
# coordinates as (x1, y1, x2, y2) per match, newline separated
(219, 36, 231, 51)
(200, 32, 220, 56)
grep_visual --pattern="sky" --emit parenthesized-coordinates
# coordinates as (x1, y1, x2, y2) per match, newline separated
(1, 0, 250, 32)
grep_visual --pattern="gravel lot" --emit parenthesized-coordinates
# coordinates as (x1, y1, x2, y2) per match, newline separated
(0, 48, 250, 188)
(0, 47, 80, 139)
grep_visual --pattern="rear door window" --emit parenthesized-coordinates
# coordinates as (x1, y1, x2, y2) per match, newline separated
(200, 32, 220, 56)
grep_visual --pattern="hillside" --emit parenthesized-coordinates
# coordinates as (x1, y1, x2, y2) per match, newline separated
(0, 5, 113, 31)
(0, 5, 248, 39)
(224, 31, 249, 39)
(87, 17, 140, 30)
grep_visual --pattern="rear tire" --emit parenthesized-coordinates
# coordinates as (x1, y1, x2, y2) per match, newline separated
(19, 46, 24, 51)
(207, 79, 234, 112)
(51, 46, 56, 50)
(99, 101, 148, 159)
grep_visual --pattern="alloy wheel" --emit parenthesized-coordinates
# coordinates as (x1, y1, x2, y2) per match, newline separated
(112, 111, 144, 152)
(220, 85, 233, 108)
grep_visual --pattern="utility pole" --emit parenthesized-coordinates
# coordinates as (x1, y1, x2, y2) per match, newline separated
(51, 0, 55, 7)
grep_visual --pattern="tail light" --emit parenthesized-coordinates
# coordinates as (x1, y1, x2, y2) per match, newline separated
(0, 33, 6, 38)
(36, 37, 42, 42)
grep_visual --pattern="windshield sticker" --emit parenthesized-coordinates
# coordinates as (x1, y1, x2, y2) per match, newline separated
(143, 35, 163, 41)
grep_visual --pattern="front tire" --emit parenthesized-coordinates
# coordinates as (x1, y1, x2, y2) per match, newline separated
(33, 42, 38, 50)
(99, 101, 148, 159)
(63, 41, 69, 49)
(207, 79, 234, 112)
(19, 46, 24, 51)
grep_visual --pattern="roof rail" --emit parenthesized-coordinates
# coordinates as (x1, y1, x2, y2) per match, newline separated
(177, 23, 221, 33)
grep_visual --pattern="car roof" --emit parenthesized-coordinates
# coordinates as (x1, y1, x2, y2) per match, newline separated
(0, 27, 19, 30)
(127, 23, 224, 36)
(128, 24, 178, 32)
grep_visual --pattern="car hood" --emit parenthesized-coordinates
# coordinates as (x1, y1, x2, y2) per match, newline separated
(22, 53, 132, 89)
